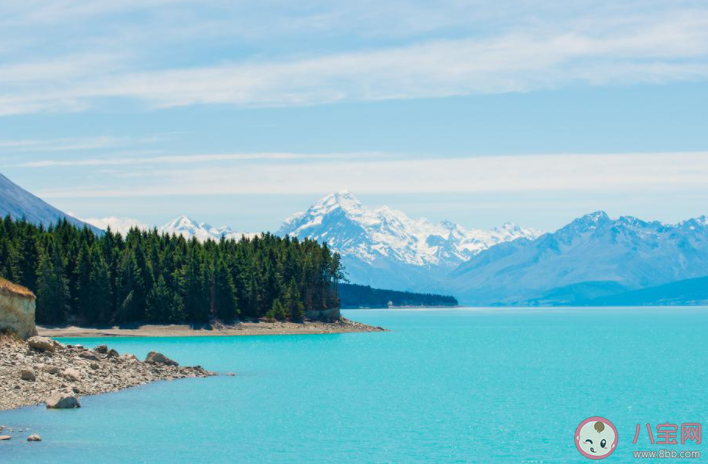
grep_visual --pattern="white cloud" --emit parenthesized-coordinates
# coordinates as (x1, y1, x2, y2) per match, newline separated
(1, 8, 707, 115)
(75, 216, 151, 235)
(17, 152, 373, 168)
(39, 151, 708, 198)
(0, 135, 162, 153)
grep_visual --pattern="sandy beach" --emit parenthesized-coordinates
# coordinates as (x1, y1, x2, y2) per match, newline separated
(38, 318, 386, 338)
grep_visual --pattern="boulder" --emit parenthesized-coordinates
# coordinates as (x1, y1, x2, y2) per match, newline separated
(79, 351, 99, 361)
(145, 351, 179, 367)
(107, 349, 120, 358)
(62, 368, 80, 381)
(94, 345, 108, 354)
(45, 366, 60, 375)
(46, 394, 81, 409)
(28, 336, 55, 353)
(27, 434, 42, 442)
(0, 436, 11, 441)
(20, 369, 36, 381)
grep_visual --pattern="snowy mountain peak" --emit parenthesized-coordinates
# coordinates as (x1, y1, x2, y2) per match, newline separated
(562, 211, 611, 233)
(313, 189, 363, 214)
(160, 216, 256, 242)
(165, 215, 201, 230)
(278, 191, 543, 271)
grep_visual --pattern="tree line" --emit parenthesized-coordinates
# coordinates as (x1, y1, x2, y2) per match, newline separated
(0, 217, 343, 326)
(339, 283, 458, 308)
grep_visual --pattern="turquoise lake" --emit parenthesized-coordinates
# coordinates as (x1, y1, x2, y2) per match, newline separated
(1, 308, 707, 463)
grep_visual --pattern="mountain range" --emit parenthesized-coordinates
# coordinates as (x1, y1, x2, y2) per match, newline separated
(277, 190, 542, 290)
(448, 212, 708, 305)
(3, 171, 708, 306)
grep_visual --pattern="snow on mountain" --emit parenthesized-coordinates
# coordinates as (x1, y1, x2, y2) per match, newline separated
(160, 216, 257, 242)
(0, 173, 103, 234)
(77, 216, 150, 235)
(447, 211, 708, 305)
(278, 190, 542, 289)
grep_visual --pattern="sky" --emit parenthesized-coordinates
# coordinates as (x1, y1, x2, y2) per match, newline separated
(1, 0, 708, 233)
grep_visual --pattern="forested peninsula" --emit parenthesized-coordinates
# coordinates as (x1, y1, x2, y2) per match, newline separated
(0, 217, 344, 326)
(339, 283, 458, 308)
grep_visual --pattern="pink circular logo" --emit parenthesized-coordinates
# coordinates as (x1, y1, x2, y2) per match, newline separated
(575, 417, 618, 460)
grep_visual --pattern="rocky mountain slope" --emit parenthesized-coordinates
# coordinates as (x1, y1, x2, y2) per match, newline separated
(0, 173, 101, 234)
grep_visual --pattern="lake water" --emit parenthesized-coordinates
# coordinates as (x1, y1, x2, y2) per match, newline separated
(2, 307, 707, 463)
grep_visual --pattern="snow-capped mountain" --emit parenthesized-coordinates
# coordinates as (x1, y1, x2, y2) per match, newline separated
(447, 211, 708, 305)
(160, 216, 257, 242)
(0, 173, 102, 234)
(278, 190, 542, 290)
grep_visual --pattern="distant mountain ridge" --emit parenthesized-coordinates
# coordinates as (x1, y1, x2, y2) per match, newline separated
(277, 190, 542, 290)
(0, 173, 102, 234)
(579, 275, 708, 306)
(160, 216, 257, 242)
(447, 211, 708, 305)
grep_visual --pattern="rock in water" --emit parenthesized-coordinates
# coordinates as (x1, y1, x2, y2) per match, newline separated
(46, 394, 81, 409)
(0, 435, 11, 441)
(27, 336, 55, 353)
(27, 434, 42, 442)
(145, 351, 179, 367)
(20, 369, 36, 381)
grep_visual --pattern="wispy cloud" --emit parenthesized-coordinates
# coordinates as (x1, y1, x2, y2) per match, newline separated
(17, 152, 375, 168)
(0, 135, 166, 153)
(37, 151, 708, 198)
(71, 215, 151, 235)
(1, 6, 707, 115)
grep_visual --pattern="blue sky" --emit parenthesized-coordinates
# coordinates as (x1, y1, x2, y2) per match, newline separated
(1, 0, 708, 232)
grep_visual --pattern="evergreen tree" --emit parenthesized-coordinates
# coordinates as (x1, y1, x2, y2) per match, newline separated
(0, 217, 343, 325)
(146, 276, 171, 323)
(35, 248, 70, 325)
(285, 279, 305, 322)
(214, 257, 238, 322)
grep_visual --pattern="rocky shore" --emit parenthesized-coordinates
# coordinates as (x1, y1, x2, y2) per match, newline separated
(0, 334, 216, 412)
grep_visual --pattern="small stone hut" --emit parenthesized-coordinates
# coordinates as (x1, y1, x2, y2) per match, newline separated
(0, 277, 37, 339)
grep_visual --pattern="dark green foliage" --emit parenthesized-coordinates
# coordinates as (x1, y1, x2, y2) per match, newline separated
(339, 283, 458, 308)
(0, 217, 343, 326)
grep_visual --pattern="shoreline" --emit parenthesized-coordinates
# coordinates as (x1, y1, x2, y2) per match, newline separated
(38, 318, 386, 338)
(0, 335, 216, 413)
